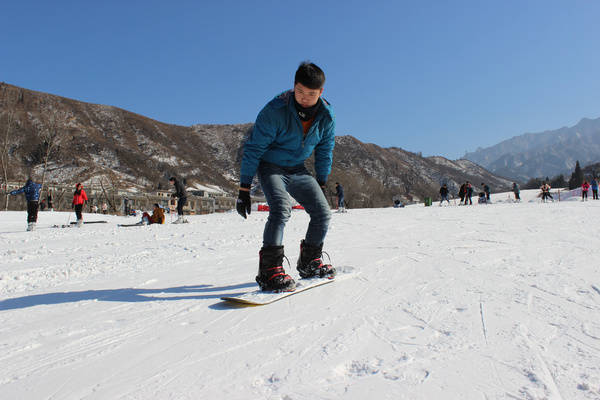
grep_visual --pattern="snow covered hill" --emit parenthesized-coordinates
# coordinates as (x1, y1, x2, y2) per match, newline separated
(1, 194, 599, 399)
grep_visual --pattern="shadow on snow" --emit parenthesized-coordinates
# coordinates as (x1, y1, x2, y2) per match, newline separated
(0, 282, 257, 311)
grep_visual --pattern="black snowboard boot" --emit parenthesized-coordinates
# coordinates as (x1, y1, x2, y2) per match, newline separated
(256, 246, 296, 292)
(296, 240, 336, 279)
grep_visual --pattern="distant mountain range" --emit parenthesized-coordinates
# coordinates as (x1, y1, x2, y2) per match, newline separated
(0, 82, 512, 208)
(463, 117, 600, 182)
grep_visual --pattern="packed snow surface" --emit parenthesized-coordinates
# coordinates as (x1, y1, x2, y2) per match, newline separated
(1, 190, 599, 399)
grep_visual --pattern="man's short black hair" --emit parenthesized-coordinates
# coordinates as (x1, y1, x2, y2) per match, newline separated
(295, 61, 325, 89)
(169, 177, 176, 182)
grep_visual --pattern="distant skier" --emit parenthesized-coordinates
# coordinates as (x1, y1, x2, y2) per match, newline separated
(439, 184, 450, 205)
(72, 183, 88, 227)
(101, 202, 108, 214)
(8, 177, 42, 231)
(458, 183, 466, 205)
(47, 190, 54, 211)
(591, 178, 599, 200)
(335, 182, 345, 212)
(464, 182, 473, 205)
(512, 182, 520, 202)
(169, 177, 187, 223)
(481, 183, 491, 202)
(236, 61, 335, 292)
(124, 197, 130, 216)
(540, 183, 553, 202)
(581, 180, 590, 201)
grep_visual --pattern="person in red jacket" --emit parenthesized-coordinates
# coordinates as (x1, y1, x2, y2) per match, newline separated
(582, 180, 590, 201)
(72, 183, 88, 227)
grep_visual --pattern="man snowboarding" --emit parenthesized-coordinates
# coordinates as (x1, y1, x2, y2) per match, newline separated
(72, 183, 88, 227)
(335, 182, 345, 212)
(236, 61, 336, 292)
(169, 177, 187, 223)
(9, 177, 42, 231)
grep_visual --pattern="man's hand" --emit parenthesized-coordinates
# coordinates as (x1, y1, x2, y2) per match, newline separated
(236, 188, 251, 219)
(318, 181, 327, 194)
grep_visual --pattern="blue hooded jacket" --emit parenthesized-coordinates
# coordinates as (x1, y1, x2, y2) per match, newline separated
(240, 90, 335, 185)
(10, 179, 42, 201)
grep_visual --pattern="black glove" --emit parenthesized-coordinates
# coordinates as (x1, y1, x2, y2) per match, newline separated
(318, 181, 327, 194)
(236, 189, 251, 219)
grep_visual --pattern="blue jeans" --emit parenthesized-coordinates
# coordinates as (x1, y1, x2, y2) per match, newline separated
(258, 162, 331, 247)
(337, 196, 344, 208)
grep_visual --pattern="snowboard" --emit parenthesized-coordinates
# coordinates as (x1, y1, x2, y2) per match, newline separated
(118, 223, 144, 227)
(221, 266, 357, 306)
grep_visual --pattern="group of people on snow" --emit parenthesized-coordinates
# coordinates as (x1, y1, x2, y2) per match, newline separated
(444, 178, 599, 205)
(6, 174, 188, 230)
(6, 180, 88, 230)
(453, 181, 491, 205)
(536, 179, 598, 202)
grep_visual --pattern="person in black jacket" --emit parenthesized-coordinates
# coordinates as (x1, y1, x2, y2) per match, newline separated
(465, 181, 473, 205)
(335, 182, 346, 213)
(439, 184, 450, 205)
(169, 177, 188, 223)
(458, 183, 466, 205)
(481, 183, 491, 202)
(47, 189, 54, 211)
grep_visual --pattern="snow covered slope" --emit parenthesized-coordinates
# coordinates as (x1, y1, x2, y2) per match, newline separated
(1, 199, 599, 399)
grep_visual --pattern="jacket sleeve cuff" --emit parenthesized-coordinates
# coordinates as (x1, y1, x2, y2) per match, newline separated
(317, 176, 328, 186)
(240, 175, 254, 186)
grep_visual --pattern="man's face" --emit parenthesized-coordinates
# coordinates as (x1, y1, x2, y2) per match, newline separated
(294, 82, 323, 108)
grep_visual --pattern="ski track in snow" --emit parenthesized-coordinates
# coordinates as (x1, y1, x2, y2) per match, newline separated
(1, 190, 600, 399)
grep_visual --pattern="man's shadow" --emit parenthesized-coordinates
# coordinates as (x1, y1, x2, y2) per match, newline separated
(0, 282, 256, 311)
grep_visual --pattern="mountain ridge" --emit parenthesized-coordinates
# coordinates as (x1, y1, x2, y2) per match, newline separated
(0, 82, 512, 208)
(464, 117, 600, 181)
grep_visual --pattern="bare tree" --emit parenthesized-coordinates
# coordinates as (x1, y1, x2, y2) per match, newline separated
(38, 112, 67, 197)
(0, 111, 16, 210)
(98, 170, 122, 214)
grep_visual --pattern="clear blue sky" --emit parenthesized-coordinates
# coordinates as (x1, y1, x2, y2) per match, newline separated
(3, 1, 600, 159)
